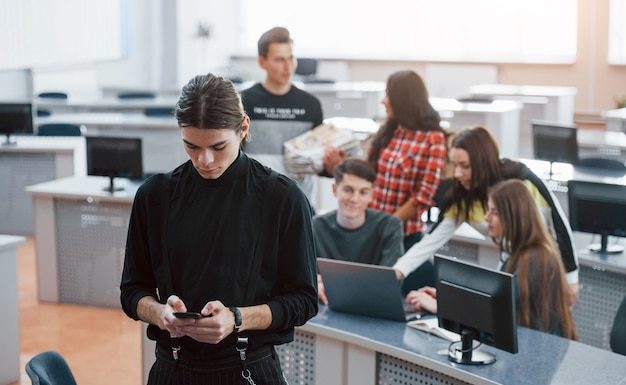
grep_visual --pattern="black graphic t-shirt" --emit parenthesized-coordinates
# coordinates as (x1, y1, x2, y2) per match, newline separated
(241, 83, 323, 155)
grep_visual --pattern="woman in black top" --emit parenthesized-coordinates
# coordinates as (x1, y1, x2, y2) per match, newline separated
(120, 73, 318, 384)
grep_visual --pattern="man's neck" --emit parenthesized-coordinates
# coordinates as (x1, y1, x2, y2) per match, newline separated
(262, 79, 292, 95)
(336, 211, 367, 230)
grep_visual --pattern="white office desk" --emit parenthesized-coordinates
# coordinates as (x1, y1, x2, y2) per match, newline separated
(467, 84, 577, 125)
(0, 235, 25, 385)
(140, 307, 626, 385)
(577, 129, 626, 160)
(430, 97, 522, 158)
(36, 96, 178, 113)
(37, 112, 176, 129)
(0, 136, 85, 235)
(603, 108, 626, 132)
(27, 176, 141, 307)
(38, 113, 187, 174)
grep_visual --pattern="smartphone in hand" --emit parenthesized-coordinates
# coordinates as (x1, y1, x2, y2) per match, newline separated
(173, 311, 205, 319)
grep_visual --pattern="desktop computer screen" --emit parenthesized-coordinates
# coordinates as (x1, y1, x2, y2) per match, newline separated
(435, 254, 517, 365)
(532, 121, 577, 177)
(86, 136, 143, 193)
(0, 102, 34, 145)
(567, 180, 626, 254)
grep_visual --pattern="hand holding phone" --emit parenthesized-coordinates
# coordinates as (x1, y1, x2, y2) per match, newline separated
(173, 311, 205, 319)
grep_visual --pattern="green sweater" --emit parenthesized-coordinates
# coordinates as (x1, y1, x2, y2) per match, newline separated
(313, 209, 404, 266)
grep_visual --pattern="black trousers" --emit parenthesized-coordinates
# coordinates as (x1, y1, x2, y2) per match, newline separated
(148, 347, 287, 385)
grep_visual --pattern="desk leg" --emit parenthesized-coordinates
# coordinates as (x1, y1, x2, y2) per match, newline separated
(314, 335, 343, 385)
(346, 344, 376, 385)
(33, 196, 59, 302)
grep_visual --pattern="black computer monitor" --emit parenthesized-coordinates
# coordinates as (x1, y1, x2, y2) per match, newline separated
(86, 136, 143, 193)
(0, 102, 34, 145)
(434, 254, 517, 365)
(532, 121, 578, 178)
(567, 180, 626, 254)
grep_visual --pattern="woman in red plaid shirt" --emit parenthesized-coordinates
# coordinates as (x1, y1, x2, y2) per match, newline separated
(324, 71, 447, 290)
(367, 70, 447, 250)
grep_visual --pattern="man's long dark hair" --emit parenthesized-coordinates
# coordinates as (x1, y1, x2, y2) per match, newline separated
(368, 70, 441, 169)
(175, 73, 245, 132)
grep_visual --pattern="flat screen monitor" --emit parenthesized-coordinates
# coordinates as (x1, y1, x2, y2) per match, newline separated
(532, 121, 578, 178)
(86, 136, 143, 193)
(567, 180, 626, 254)
(0, 102, 34, 145)
(435, 254, 517, 365)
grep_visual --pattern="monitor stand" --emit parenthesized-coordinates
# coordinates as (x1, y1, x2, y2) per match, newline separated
(448, 329, 496, 365)
(589, 232, 624, 254)
(1, 133, 17, 146)
(103, 176, 124, 194)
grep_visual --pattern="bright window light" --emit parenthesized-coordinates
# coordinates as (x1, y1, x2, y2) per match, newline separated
(238, 0, 577, 63)
(609, 0, 626, 64)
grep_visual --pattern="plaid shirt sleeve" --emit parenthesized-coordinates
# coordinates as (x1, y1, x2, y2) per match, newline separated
(410, 131, 447, 210)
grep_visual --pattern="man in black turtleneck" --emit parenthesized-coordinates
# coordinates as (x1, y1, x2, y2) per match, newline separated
(120, 73, 317, 384)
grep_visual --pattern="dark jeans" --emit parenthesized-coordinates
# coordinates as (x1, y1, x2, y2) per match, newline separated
(401, 232, 436, 295)
(148, 346, 287, 385)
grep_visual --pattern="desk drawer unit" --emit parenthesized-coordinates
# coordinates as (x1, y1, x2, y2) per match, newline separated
(276, 330, 472, 385)
(574, 264, 626, 350)
(0, 153, 56, 234)
(55, 198, 130, 307)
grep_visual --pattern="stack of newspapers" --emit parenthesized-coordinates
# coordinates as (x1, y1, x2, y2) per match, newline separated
(284, 121, 367, 176)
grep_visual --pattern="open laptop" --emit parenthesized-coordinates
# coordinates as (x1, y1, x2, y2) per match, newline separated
(317, 258, 423, 322)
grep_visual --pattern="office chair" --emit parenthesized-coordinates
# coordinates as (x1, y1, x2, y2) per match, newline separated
(38, 92, 68, 100)
(37, 109, 52, 117)
(295, 58, 334, 84)
(576, 156, 626, 172)
(117, 91, 156, 99)
(456, 95, 494, 104)
(296, 58, 318, 77)
(610, 295, 626, 355)
(25, 351, 77, 385)
(144, 107, 175, 117)
(38, 124, 83, 137)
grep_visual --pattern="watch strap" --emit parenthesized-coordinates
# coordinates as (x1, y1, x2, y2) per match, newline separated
(229, 306, 242, 333)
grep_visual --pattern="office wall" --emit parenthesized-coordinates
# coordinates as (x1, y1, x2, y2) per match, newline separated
(24, 0, 626, 112)
(33, 0, 177, 96)
(224, 0, 625, 112)
(338, 0, 626, 112)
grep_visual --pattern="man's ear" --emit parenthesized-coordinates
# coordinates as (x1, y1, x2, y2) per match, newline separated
(332, 183, 337, 197)
(240, 115, 250, 140)
(258, 55, 267, 70)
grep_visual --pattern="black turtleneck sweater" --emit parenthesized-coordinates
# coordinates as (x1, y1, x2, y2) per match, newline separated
(120, 152, 318, 358)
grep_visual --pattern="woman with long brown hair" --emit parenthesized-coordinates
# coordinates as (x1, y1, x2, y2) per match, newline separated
(324, 70, 447, 250)
(408, 179, 577, 339)
(395, 126, 579, 301)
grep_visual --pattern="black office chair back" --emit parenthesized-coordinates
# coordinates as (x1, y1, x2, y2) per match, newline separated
(144, 107, 175, 117)
(25, 351, 77, 385)
(37, 109, 52, 117)
(576, 156, 626, 172)
(611, 296, 626, 355)
(456, 95, 494, 104)
(38, 92, 68, 100)
(117, 91, 156, 99)
(295, 58, 318, 76)
(38, 124, 82, 137)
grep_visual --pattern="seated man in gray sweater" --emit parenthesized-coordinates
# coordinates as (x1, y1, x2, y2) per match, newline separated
(313, 158, 404, 304)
